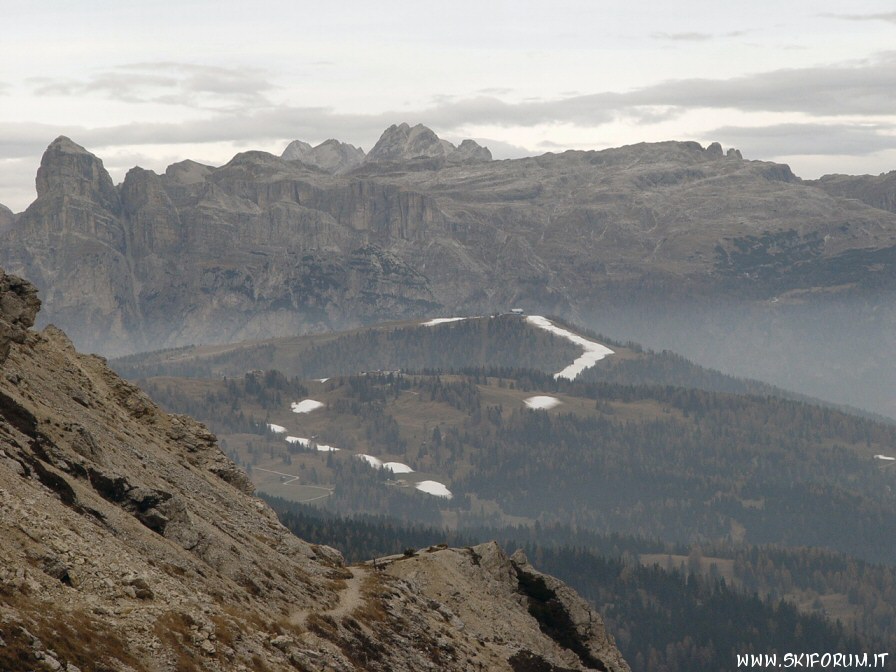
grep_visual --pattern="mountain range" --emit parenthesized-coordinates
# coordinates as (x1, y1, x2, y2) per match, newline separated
(3, 124, 896, 415)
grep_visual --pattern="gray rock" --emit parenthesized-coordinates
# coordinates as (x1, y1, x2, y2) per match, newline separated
(283, 139, 365, 174)
(366, 122, 450, 162)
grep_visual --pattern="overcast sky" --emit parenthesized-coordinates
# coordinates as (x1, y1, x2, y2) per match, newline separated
(2, 0, 896, 211)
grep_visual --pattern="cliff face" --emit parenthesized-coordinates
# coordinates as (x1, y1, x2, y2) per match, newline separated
(0, 272, 629, 672)
(810, 171, 896, 214)
(5, 129, 896, 366)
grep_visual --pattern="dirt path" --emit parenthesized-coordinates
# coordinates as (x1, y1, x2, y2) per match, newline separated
(291, 565, 368, 627)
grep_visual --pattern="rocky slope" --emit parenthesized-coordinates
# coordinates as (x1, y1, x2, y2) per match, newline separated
(0, 269, 628, 672)
(810, 170, 896, 214)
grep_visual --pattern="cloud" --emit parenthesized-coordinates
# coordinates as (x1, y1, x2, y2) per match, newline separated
(705, 122, 896, 157)
(652, 30, 747, 42)
(467, 138, 534, 160)
(6, 50, 896, 176)
(822, 12, 896, 24)
(0, 122, 91, 158)
(31, 62, 276, 111)
(652, 32, 712, 42)
(619, 52, 896, 117)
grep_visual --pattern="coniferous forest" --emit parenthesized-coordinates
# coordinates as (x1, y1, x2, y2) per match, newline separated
(116, 316, 896, 671)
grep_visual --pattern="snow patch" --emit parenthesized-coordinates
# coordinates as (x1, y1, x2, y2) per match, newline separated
(526, 315, 614, 380)
(291, 399, 325, 413)
(285, 436, 339, 452)
(357, 454, 383, 468)
(355, 455, 414, 473)
(415, 480, 453, 498)
(422, 317, 468, 326)
(524, 395, 562, 410)
(267, 423, 287, 434)
(874, 454, 895, 461)
(317, 378, 330, 383)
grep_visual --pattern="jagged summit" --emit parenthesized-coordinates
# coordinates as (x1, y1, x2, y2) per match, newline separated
(366, 122, 448, 162)
(279, 124, 492, 172)
(364, 122, 491, 164)
(282, 138, 366, 174)
(34, 135, 119, 210)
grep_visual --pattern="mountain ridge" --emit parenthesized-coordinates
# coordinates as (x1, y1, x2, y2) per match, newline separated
(5, 126, 896, 415)
(0, 269, 630, 671)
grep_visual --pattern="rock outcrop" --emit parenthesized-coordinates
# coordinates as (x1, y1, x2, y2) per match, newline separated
(448, 137, 493, 163)
(365, 122, 450, 163)
(385, 542, 629, 672)
(282, 138, 366, 174)
(0, 270, 629, 671)
(0, 270, 40, 364)
(363, 123, 492, 166)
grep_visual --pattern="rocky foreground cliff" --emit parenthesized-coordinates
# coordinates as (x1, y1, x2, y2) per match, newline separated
(0, 269, 629, 672)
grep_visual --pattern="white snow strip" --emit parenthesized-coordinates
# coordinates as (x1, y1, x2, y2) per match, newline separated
(291, 399, 325, 414)
(874, 454, 895, 461)
(267, 423, 287, 434)
(415, 480, 453, 499)
(524, 395, 562, 410)
(357, 454, 383, 468)
(285, 436, 339, 452)
(422, 317, 468, 326)
(526, 315, 614, 380)
(316, 378, 330, 383)
(383, 462, 414, 474)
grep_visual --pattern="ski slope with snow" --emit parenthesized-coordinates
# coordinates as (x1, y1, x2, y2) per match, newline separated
(526, 315, 614, 380)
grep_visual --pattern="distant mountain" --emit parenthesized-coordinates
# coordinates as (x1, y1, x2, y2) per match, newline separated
(363, 122, 492, 164)
(282, 137, 366, 174)
(5, 127, 896, 415)
(0, 202, 14, 232)
(809, 170, 896, 214)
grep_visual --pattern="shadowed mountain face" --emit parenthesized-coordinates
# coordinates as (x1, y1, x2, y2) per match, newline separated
(4, 127, 896, 414)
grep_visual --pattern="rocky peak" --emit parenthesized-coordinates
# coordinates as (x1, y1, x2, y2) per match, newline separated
(281, 139, 313, 161)
(0, 269, 40, 365)
(448, 138, 493, 163)
(35, 136, 120, 212)
(282, 138, 366, 174)
(163, 159, 213, 185)
(364, 123, 493, 165)
(366, 122, 450, 163)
